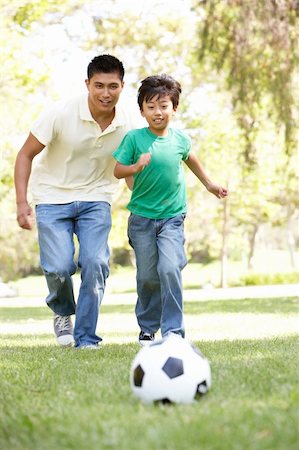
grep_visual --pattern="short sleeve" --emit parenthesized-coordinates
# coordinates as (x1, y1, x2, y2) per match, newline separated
(182, 133, 192, 161)
(113, 131, 136, 165)
(30, 103, 59, 146)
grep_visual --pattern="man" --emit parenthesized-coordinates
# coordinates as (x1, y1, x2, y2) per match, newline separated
(14, 54, 142, 349)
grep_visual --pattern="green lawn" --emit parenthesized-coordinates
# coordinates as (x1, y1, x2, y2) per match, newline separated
(10, 259, 299, 298)
(0, 294, 298, 450)
(1, 297, 298, 322)
(0, 335, 298, 450)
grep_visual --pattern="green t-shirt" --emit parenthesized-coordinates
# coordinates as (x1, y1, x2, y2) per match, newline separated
(113, 127, 191, 219)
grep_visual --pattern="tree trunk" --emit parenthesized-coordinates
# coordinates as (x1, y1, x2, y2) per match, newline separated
(220, 196, 229, 288)
(286, 207, 297, 270)
(247, 223, 259, 270)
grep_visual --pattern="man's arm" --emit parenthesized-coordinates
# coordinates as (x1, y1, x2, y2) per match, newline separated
(14, 132, 45, 230)
(184, 152, 228, 199)
(114, 153, 151, 179)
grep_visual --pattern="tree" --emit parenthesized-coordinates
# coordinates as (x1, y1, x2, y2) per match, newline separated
(1, 0, 297, 281)
(193, 0, 299, 271)
(0, 0, 89, 281)
(195, 0, 298, 156)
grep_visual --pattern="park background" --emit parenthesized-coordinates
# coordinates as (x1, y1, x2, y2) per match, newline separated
(0, 1, 298, 450)
(1, 0, 298, 290)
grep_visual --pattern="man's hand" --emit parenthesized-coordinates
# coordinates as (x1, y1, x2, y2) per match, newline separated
(17, 202, 35, 230)
(207, 183, 229, 199)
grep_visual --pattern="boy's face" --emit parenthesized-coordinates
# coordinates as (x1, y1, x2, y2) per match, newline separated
(85, 72, 124, 116)
(141, 94, 176, 136)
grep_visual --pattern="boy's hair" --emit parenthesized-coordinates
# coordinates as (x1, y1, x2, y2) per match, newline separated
(137, 74, 182, 110)
(87, 54, 125, 81)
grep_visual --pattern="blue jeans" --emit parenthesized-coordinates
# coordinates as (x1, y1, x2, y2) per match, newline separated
(128, 213, 188, 337)
(35, 201, 111, 347)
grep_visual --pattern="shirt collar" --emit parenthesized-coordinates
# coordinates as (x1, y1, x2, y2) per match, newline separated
(79, 94, 126, 128)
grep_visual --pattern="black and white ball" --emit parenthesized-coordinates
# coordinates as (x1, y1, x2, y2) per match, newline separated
(130, 334, 211, 404)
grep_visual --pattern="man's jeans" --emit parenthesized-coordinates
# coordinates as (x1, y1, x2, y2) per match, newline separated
(128, 213, 187, 338)
(35, 201, 111, 347)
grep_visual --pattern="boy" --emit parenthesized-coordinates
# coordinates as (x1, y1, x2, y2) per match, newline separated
(14, 55, 142, 349)
(113, 74, 228, 345)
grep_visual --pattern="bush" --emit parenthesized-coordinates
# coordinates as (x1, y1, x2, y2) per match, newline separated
(110, 247, 134, 266)
(0, 220, 41, 282)
(237, 272, 299, 286)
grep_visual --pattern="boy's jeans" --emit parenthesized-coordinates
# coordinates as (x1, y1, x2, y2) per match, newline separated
(128, 213, 187, 338)
(35, 201, 111, 347)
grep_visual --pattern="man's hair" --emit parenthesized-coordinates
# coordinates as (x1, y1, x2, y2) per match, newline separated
(87, 54, 125, 81)
(137, 74, 182, 110)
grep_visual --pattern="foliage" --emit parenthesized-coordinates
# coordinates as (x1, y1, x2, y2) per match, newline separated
(91, 13, 197, 81)
(0, 193, 40, 282)
(237, 271, 299, 286)
(0, 0, 298, 281)
(0, 0, 92, 281)
(195, 0, 299, 158)
(192, 0, 299, 268)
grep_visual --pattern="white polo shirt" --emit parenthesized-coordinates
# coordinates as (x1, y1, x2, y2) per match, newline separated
(29, 94, 143, 204)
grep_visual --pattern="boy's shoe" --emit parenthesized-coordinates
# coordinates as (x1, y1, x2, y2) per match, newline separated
(53, 314, 74, 347)
(139, 331, 155, 346)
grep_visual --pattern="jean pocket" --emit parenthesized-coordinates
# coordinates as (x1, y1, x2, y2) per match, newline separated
(35, 204, 51, 218)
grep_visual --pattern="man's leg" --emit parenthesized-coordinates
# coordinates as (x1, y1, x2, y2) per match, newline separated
(74, 201, 111, 348)
(36, 203, 77, 346)
(157, 214, 187, 338)
(128, 214, 162, 338)
(36, 203, 77, 316)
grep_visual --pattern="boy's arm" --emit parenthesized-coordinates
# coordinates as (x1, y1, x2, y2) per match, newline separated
(125, 176, 134, 191)
(184, 152, 228, 199)
(114, 153, 151, 179)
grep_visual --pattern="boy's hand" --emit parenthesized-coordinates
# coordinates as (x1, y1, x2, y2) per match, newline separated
(207, 183, 228, 199)
(136, 153, 151, 172)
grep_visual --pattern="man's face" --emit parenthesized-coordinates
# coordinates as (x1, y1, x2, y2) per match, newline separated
(85, 72, 124, 115)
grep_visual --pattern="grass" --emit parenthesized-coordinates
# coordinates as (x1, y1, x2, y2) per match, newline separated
(0, 336, 298, 450)
(0, 291, 299, 450)
(9, 264, 207, 297)
(10, 257, 299, 298)
(1, 297, 298, 322)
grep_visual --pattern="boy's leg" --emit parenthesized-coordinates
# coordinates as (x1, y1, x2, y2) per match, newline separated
(128, 214, 161, 335)
(35, 203, 77, 316)
(157, 214, 187, 337)
(74, 201, 111, 348)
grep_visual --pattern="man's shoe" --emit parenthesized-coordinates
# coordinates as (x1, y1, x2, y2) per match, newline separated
(53, 314, 74, 347)
(139, 331, 155, 346)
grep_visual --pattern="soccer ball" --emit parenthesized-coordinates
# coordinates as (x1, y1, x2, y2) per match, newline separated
(130, 334, 211, 404)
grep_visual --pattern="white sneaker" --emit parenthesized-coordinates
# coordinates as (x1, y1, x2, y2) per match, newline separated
(53, 314, 74, 347)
